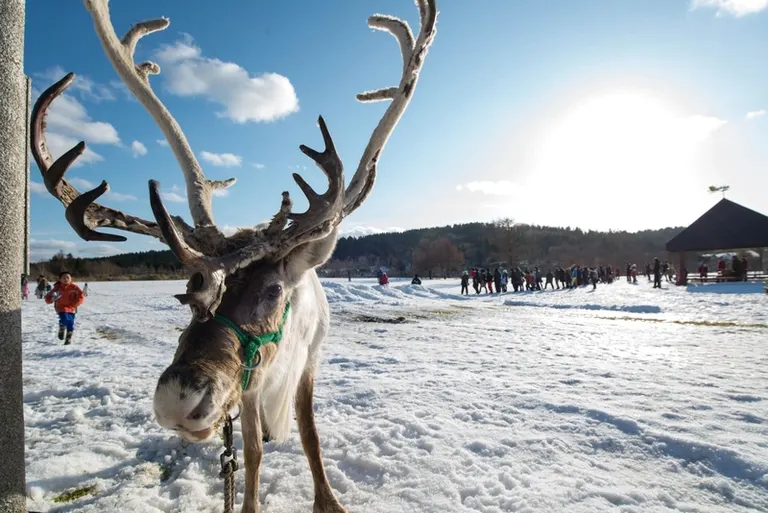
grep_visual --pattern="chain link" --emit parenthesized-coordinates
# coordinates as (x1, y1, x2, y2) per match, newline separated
(219, 415, 239, 513)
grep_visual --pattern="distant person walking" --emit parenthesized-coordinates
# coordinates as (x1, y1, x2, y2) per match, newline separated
(653, 258, 662, 289)
(460, 271, 470, 295)
(21, 273, 29, 300)
(35, 275, 47, 299)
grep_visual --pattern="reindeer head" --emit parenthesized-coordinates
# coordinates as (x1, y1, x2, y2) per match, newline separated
(32, 0, 437, 443)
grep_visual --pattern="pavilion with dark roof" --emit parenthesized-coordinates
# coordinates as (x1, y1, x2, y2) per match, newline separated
(666, 198, 768, 285)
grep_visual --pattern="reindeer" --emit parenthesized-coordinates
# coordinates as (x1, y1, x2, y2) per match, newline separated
(30, 0, 437, 511)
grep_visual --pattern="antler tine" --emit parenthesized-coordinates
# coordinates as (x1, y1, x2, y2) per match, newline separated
(289, 116, 344, 221)
(65, 181, 127, 242)
(148, 180, 205, 265)
(265, 192, 293, 237)
(83, 0, 224, 238)
(31, 72, 164, 242)
(343, 0, 438, 217)
(285, 116, 345, 236)
(149, 180, 228, 320)
(208, 178, 237, 192)
(161, 115, 344, 287)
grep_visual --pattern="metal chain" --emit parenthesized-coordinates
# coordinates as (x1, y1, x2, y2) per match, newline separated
(219, 415, 239, 513)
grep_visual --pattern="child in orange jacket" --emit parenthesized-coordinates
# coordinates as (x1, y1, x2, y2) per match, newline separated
(45, 271, 85, 345)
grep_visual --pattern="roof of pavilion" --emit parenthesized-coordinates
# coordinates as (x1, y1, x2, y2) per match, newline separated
(666, 198, 768, 253)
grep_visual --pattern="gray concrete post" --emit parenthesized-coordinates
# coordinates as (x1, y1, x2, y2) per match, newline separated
(0, 0, 28, 511)
(23, 76, 31, 276)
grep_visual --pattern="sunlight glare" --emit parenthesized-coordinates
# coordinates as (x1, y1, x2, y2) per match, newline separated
(533, 91, 725, 184)
(509, 91, 728, 230)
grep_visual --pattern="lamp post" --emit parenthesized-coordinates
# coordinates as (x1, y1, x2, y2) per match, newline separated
(0, 0, 29, 511)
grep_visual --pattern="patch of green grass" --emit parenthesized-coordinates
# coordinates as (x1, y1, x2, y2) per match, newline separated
(427, 309, 460, 316)
(352, 314, 410, 324)
(598, 316, 768, 329)
(95, 327, 120, 340)
(53, 485, 97, 503)
(159, 463, 172, 483)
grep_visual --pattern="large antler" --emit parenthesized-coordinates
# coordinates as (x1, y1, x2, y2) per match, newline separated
(30, 72, 168, 242)
(46, 0, 436, 320)
(343, 0, 438, 216)
(148, 0, 437, 320)
(83, 0, 233, 241)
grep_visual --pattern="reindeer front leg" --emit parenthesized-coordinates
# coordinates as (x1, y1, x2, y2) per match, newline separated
(295, 371, 347, 513)
(240, 388, 264, 513)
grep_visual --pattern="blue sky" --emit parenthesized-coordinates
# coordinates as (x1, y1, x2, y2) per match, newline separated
(25, 0, 768, 260)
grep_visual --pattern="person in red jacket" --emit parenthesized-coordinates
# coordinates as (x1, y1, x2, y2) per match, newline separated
(45, 271, 85, 345)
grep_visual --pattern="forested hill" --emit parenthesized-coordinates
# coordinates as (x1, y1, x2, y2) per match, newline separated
(31, 220, 684, 280)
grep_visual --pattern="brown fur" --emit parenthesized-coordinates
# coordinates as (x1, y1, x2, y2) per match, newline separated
(162, 259, 292, 420)
(241, 386, 264, 513)
(295, 372, 346, 512)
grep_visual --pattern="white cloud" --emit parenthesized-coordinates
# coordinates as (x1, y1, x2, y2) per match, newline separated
(160, 185, 187, 203)
(690, 0, 768, 17)
(67, 177, 95, 190)
(30, 239, 75, 262)
(110, 80, 134, 101)
(221, 224, 248, 237)
(200, 151, 242, 167)
(252, 163, 265, 169)
(153, 34, 299, 123)
(104, 191, 137, 202)
(746, 109, 766, 119)
(30, 82, 121, 169)
(131, 140, 148, 157)
(37, 89, 120, 145)
(42, 132, 104, 167)
(340, 225, 405, 238)
(212, 189, 229, 198)
(456, 180, 520, 197)
(30, 181, 47, 195)
(156, 139, 169, 147)
(67, 177, 137, 202)
(30, 238, 121, 262)
(35, 66, 115, 102)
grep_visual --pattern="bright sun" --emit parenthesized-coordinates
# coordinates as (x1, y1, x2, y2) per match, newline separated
(532, 91, 725, 184)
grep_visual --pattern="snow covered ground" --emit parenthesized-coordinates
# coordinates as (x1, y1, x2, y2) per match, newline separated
(21, 277, 768, 512)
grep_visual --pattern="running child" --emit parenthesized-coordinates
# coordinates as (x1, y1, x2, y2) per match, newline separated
(45, 271, 85, 345)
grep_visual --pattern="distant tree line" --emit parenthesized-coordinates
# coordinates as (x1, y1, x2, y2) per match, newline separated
(30, 220, 684, 280)
(30, 249, 186, 282)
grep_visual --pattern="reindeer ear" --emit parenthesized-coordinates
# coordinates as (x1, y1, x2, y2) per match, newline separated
(283, 229, 339, 281)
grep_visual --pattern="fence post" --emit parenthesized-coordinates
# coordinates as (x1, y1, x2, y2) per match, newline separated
(0, 0, 29, 511)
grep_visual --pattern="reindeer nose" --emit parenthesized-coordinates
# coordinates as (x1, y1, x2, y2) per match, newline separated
(153, 365, 218, 440)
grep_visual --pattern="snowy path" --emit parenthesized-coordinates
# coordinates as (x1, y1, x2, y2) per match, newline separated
(21, 278, 768, 512)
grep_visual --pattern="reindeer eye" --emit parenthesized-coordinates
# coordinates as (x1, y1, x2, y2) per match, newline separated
(266, 284, 282, 299)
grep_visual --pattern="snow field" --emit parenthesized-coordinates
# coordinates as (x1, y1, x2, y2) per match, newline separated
(21, 277, 768, 512)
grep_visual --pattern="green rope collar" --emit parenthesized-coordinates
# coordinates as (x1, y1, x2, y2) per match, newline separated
(214, 302, 291, 391)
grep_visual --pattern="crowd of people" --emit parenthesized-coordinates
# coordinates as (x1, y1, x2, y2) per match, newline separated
(697, 254, 750, 282)
(455, 257, 680, 295)
(459, 265, 611, 294)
